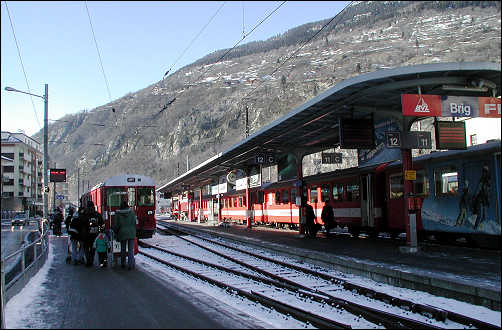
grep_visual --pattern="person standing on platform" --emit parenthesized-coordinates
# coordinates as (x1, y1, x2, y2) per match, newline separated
(321, 199, 335, 238)
(93, 232, 110, 268)
(305, 202, 320, 238)
(113, 200, 137, 270)
(53, 208, 63, 236)
(65, 207, 75, 234)
(82, 201, 104, 267)
(68, 210, 84, 265)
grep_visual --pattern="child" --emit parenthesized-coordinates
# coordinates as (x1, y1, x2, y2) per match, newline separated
(93, 232, 110, 268)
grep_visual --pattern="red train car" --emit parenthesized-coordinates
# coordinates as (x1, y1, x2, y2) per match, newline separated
(81, 174, 156, 239)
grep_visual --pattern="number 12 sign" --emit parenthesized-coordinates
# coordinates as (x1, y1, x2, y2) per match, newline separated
(385, 131, 401, 148)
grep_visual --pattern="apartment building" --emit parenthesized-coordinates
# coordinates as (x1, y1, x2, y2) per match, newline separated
(1, 131, 43, 213)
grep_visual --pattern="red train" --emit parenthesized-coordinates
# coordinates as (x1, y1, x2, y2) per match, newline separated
(180, 140, 501, 248)
(80, 174, 156, 239)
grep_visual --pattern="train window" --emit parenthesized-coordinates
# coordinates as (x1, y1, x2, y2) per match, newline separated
(346, 183, 360, 202)
(389, 174, 403, 199)
(106, 188, 126, 207)
(310, 186, 318, 203)
(414, 170, 429, 196)
(243, 196, 246, 207)
(281, 189, 289, 204)
(233, 197, 237, 207)
(321, 185, 330, 203)
(434, 166, 458, 196)
(291, 189, 297, 205)
(332, 184, 344, 202)
(138, 188, 154, 206)
(275, 191, 281, 204)
(128, 188, 136, 207)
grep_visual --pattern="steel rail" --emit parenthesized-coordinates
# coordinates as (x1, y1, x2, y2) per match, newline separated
(159, 222, 500, 330)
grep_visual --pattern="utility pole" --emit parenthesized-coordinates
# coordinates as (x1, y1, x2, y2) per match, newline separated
(53, 161, 56, 211)
(77, 167, 80, 207)
(43, 84, 49, 220)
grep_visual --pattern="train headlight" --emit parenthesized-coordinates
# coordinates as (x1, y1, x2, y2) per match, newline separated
(147, 211, 153, 215)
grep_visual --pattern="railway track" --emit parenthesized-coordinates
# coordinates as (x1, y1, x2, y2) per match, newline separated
(138, 223, 499, 329)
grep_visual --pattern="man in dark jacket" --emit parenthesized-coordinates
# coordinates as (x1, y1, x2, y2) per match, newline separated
(113, 201, 137, 270)
(53, 208, 63, 236)
(68, 208, 85, 265)
(305, 203, 320, 238)
(82, 201, 104, 267)
(321, 199, 335, 238)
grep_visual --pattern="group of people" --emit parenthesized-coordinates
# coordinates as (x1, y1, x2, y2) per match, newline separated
(301, 199, 336, 239)
(65, 200, 138, 270)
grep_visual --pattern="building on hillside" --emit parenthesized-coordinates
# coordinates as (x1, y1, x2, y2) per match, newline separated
(1, 131, 43, 215)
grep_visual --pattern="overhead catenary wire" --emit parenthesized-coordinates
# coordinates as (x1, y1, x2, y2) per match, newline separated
(156, 1, 286, 117)
(4, 1, 42, 130)
(85, 1, 113, 104)
(240, 1, 354, 108)
(163, 1, 227, 79)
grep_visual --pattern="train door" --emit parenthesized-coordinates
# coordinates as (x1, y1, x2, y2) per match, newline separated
(360, 174, 374, 228)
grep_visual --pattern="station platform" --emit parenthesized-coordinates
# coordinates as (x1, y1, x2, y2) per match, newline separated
(164, 219, 501, 312)
(4, 234, 269, 329)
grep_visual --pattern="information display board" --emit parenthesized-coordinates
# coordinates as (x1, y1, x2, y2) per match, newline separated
(435, 121, 467, 150)
(49, 168, 66, 182)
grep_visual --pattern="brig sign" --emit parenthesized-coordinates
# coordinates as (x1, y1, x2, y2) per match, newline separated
(402, 94, 500, 118)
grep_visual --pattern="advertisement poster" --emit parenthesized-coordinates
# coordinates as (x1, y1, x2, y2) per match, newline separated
(358, 118, 401, 167)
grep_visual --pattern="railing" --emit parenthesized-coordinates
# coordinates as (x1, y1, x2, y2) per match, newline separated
(1, 219, 50, 329)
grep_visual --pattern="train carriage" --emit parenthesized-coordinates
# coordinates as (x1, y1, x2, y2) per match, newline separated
(81, 174, 156, 239)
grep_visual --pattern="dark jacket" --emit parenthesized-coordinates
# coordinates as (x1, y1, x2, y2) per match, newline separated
(113, 207, 137, 241)
(321, 204, 334, 225)
(305, 204, 316, 225)
(83, 210, 104, 243)
(68, 214, 84, 240)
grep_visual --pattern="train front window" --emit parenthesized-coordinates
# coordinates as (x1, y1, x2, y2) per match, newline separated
(434, 166, 458, 196)
(138, 188, 155, 206)
(106, 188, 126, 207)
(128, 188, 136, 207)
(389, 174, 403, 199)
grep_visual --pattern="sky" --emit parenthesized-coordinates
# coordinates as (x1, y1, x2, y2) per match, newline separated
(4, 223, 501, 328)
(1, 1, 350, 137)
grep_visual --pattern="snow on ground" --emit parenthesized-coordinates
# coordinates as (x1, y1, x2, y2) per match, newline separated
(4, 233, 501, 329)
(4, 235, 55, 329)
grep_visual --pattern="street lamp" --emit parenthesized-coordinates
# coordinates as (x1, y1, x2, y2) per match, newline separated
(5, 84, 49, 221)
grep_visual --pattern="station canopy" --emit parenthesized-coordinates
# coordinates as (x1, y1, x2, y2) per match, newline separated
(158, 62, 500, 194)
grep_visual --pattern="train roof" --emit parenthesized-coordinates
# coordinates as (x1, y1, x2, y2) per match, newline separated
(389, 139, 501, 168)
(94, 174, 156, 189)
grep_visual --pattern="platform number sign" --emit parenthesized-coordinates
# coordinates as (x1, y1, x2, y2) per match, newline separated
(321, 153, 343, 164)
(254, 153, 276, 165)
(385, 132, 401, 148)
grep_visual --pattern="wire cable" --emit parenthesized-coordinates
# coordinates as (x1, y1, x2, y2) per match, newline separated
(85, 1, 113, 104)
(240, 1, 353, 107)
(163, 1, 227, 79)
(4, 1, 42, 130)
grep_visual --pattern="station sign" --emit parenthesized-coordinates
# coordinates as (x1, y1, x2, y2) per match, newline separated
(321, 152, 342, 164)
(435, 121, 467, 150)
(402, 94, 501, 118)
(49, 168, 66, 182)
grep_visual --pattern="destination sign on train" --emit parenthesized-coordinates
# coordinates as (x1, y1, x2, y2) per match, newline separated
(402, 94, 501, 118)
(49, 168, 66, 182)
